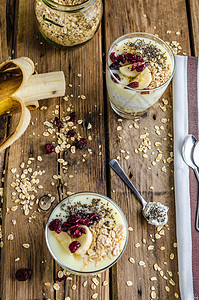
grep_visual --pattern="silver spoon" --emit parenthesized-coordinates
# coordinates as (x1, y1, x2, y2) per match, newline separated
(193, 141, 199, 168)
(182, 134, 199, 231)
(109, 159, 169, 226)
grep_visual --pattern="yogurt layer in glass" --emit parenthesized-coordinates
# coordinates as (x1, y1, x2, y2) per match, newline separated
(45, 192, 128, 275)
(106, 32, 175, 118)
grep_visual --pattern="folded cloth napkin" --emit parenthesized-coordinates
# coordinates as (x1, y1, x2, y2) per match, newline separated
(173, 55, 199, 300)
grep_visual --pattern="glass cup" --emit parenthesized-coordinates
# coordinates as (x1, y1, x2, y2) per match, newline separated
(45, 192, 128, 275)
(34, 0, 102, 47)
(106, 32, 175, 118)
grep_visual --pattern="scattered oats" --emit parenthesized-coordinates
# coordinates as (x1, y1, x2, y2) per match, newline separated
(160, 270, 164, 277)
(11, 206, 18, 212)
(160, 246, 165, 250)
(87, 123, 92, 129)
(37, 156, 42, 161)
(149, 186, 154, 190)
(15, 257, 20, 262)
(151, 291, 156, 299)
(44, 282, 51, 287)
(67, 277, 72, 280)
(125, 155, 130, 160)
(161, 166, 167, 173)
(167, 30, 171, 34)
(173, 242, 177, 248)
(8, 234, 14, 240)
(128, 227, 133, 231)
(126, 281, 133, 286)
(58, 271, 64, 278)
(174, 292, 179, 298)
(142, 238, 146, 244)
(129, 124, 133, 129)
(82, 280, 88, 287)
(134, 123, 139, 129)
(150, 277, 157, 281)
(165, 286, 170, 292)
(92, 278, 99, 286)
(167, 270, 173, 277)
(53, 283, 60, 290)
(72, 284, 76, 290)
(129, 257, 135, 264)
(23, 243, 30, 248)
(155, 233, 161, 239)
(91, 283, 96, 290)
(102, 280, 108, 286)
(153, 263, 158, 271)
(11, 168, 17, 174)
(176, 31, 180, 35)
(143, 154, 148, 158)
(135, 243, 140, 248)
(167, 157, 173, 163)
(170, 253, 175, 260)
(118, 119, 123, 122)
(169, 279, 175, 286)
(151, 286, 155, 290)
(134, 149, 138, 154)
(148, 245, 154, 250)
(139, 261, 146, 267)
(117, 126, 122, 131)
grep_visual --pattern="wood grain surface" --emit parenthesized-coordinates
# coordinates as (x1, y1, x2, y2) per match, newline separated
(0, 0, 197, 299)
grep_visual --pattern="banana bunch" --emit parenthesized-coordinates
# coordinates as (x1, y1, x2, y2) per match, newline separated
(0, 57, 66, 152)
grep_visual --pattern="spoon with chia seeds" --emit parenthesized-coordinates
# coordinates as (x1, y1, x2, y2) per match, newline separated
(109, 159, 169, 226)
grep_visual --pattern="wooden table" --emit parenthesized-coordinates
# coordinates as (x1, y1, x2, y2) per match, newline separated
(0, 0, 198, 299)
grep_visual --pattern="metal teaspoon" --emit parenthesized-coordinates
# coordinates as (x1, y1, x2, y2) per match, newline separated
(109, 159, 169, 226)
(182, 134, 199, 231)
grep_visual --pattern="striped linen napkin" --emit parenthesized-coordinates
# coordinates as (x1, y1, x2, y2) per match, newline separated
(173, 55, 199, 300)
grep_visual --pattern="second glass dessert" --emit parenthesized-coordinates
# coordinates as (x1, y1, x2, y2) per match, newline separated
(106, 32, 175, 118)
(45, 192, 128, 275)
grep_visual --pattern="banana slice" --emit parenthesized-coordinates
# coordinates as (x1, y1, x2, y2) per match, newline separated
(52, 231, 72, 255)
(131, 67, 152, 89)
(119, 64, 139, 78)
(75, 225, 93, 255)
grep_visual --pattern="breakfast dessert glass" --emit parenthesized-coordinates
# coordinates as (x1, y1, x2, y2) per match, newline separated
(45, 192, 128, 275)
(106, 32, 175, 118)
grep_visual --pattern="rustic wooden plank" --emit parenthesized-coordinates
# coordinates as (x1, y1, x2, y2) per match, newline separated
(188, 0, 199, 55)
(104, 0, 190, 299)
(1, 1, 108, 300)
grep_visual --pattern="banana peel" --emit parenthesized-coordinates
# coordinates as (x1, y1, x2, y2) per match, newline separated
(0, 57, 66, 152)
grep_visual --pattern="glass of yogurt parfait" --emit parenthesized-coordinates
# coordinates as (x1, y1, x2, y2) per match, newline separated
(106, 32, 175, 118)
(45, 192, 128, 275)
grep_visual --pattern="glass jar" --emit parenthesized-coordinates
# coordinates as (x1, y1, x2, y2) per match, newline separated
(106, 33, 175, 118)
(34, 0, 102, 47)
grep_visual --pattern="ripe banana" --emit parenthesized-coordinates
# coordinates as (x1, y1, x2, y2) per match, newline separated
(52, 231, 72, 255)
(119, 64, 139, 78)
(0, 57, 66, 152)
(130, 67, 152, 89)
(75, 225, 93, 255)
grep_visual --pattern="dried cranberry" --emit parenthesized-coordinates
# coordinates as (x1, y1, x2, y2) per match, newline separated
(80, 217, 93, 226)
(134, 55, 144, 62)
(16, 269, 32, 281)
(62, 222, 70, 231)
(136, 62, 149, 72)
(67, 129, 76, 138)
(55, 117, 64, 128)
(76, 138, 87, 149)
(131, 63, 138, 70)
(127, 82, 139, 88)
(111, 73, 121, 84)
(48, 219, 62, 234)
(110, 62, 121, 70)
(67, 224, 79, 231)
(79, 227, 86, 234)
(88, 213, 99, 221)
(110, 52, 117, 62)
(70, 229, 82, 238)
(69, 241, 81, 253)
(45, 143, 55, 154)
(69, 112, 76, 123)
(67, 216, 81, 224)
(117, 54, 126, 64)
(125, 53, 137, 63)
